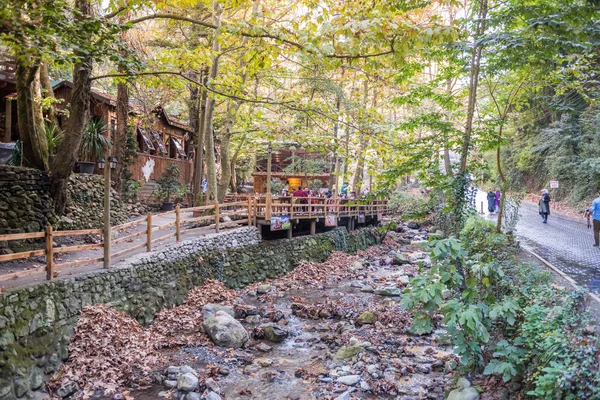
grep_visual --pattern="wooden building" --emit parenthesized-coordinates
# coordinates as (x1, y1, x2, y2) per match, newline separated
(252, 148, 331, 194)
(0, 71, 194, 189)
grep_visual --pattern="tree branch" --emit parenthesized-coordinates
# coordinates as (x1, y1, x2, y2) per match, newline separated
(127, 13, 399, 59)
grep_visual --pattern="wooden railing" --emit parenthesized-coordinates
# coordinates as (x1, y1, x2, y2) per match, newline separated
(0, 199, 252, 283)
(0, 196, 388, 283)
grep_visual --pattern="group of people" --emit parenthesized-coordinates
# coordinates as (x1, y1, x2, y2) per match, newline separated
(281, 181, 368, 200)
(532, 188, 600, 248)
(486, 189, 501, 214)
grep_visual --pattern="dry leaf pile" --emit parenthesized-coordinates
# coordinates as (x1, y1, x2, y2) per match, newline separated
(150, 279, 238, 347)
(48, 304, 161, 397)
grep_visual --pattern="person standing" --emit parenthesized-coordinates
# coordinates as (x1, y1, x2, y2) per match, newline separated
(487, 189, 496, 213)
(589, 191, 600, 247)
(340, 182, 349, 197)
(538, 189, 551, 223)
(494, 189, 501, 213)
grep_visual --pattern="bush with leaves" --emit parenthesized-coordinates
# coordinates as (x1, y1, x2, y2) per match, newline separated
(401, 215, 600, 396)
(388, 191, 431, 220)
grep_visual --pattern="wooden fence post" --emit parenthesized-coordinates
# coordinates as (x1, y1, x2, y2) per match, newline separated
(175, 205, 181, 242)
(215, 202, 220, 233)
(45, 225, 53, 280)
(146, 212, 152, 252)
(247, 196, 252, 226)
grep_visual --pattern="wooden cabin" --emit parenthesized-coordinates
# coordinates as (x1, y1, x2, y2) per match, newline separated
(252, 148, 331, 194)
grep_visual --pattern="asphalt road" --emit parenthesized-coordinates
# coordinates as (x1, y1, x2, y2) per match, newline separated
(477, 191, 600, 293)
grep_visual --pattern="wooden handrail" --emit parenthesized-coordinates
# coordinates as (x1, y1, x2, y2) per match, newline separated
(0, 197, 390, 283)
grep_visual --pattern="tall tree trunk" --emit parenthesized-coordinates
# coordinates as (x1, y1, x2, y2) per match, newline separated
(459, 0, 488, 173)
(190, 73, 202, 205)
(203, 1, 223, 204)
(496, 125, 507, 233)
(113, 77, 128, 192)
(217, 101, 242, 201)
(443, 79, 453, 175)
(352, 81, 372, 193)
(229, 135, 245, 192)
(15, 56, 49, 170)
(40, 63, 61, 130)
(50, 0, 94, 215)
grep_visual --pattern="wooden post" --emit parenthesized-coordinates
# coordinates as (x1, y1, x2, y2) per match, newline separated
(265, 193, 272, 220)
(103, 153, 111, 269)
(215, 201, 220, 233)
(310, 220, 316, 235)
(146, 212, 152, 252)
(335, 197, 340, 221)
(290, 197, 295, 220)
(308, 197, 312, 219)
(45, 225, 53, 280)
(247, 196, 252, 226)
(347, 217, 352, 232)
(175, 205, 181, 242)
(287, 226, 293, 239)
(3, 99, 11, 143)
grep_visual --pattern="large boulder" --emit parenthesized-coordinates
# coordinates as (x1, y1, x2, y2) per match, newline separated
(177, 373, 199, 392)
(260, 323, 289, 343)
(202, 311, 249, 348)
(393, 253, 410, 265)
(202, 304, 235, 319)
(356, 311, 376, 326)
(447, 378, 480, 400)
(374, 287, 402, 297)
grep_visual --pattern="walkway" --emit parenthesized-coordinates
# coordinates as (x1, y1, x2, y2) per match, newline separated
(0, 210, 230, 290)
(476, 191, 600, 293)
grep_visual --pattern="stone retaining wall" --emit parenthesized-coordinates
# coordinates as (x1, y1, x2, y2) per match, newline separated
(0, 166, 128, 251)
(0, 167, 56, 237)
(0, 227, 381, 399)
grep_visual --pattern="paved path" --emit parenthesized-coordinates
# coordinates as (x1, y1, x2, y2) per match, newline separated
(476, 191, 600, 293)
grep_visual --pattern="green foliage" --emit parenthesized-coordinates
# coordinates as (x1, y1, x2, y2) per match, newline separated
(266, 179, 285, 195)
(45, 121, 62, 155)
(154, 165, 183, 203)
(282, 156, 330, 175)
(388, 191, 430, 221)
(78, 119, 111, 161)
(402, 214, 600, 396)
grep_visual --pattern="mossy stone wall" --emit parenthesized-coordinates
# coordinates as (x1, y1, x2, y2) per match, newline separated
(0, 227, 381, 400)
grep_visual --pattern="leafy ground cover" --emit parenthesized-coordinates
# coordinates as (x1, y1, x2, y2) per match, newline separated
(402, 216, 600, 399)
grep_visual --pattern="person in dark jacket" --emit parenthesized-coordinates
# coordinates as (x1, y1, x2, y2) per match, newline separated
(487, 190, 496, 213)
(539, 189, 551, 223)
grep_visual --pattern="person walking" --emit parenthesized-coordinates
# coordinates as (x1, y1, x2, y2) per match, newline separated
(487, 189, 496, 213)
(589, 191, 600, 247)
(494, 189, 501, 213)
(538, 189, 551, 223)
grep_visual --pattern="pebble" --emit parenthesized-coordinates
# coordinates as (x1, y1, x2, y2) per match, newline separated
(336, 375, 361, 386)
(205, 377, 220, 393)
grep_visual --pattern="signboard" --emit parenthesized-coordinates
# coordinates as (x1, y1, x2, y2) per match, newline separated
(550, 181, 559, 188)
(325, 214, 337, 227)
(358, 213, 365, 223)
(270, 216, 291, 231)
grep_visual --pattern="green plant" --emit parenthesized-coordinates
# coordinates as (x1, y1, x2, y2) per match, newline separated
(153, 165, 183, 203)
(388, 191, 430, 220)
(265, 179, 284, 195)
(122, 179, 141, 202)
(6, 140, 22, 166)
(45, 120, 62, 154)
(78, 119, 111, 161)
